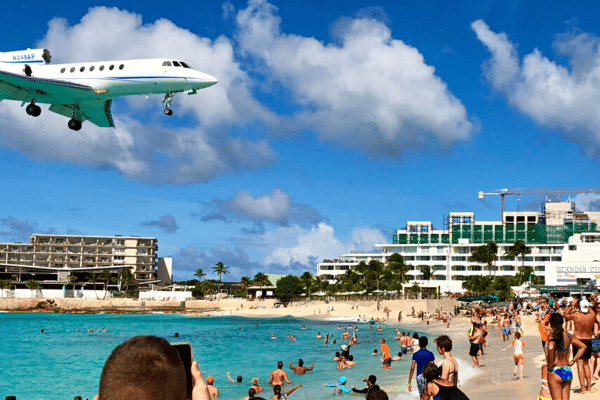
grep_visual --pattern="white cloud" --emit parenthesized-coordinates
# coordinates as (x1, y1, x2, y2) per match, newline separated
(261, 223, 386, 268)
(573, 193, 600, 212)
(472, 19, 600, 157)
(234, 0, 475, 157)
(200, 188, 325, 227)
(0, 6, 278, 184)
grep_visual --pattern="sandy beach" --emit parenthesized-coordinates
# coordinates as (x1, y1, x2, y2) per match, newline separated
(2, 296, 598, 399)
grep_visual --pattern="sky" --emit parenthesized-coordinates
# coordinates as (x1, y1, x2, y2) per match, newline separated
(3, 0, 600, 281)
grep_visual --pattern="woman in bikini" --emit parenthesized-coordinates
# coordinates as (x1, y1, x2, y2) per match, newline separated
(434, 335, 458, 386)
(422, 363, 469, 400)
(546, 312, 586, 400)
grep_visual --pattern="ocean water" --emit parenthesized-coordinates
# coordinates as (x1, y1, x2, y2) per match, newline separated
(0, 313, 480, 400)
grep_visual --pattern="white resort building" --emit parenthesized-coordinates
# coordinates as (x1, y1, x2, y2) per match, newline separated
(317, 200, 600, 293)
(0, 234, 173, 293)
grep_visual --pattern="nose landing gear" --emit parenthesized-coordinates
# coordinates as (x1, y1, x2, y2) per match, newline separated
(162, 92, 176, 116)
(25, 101, 41, 117)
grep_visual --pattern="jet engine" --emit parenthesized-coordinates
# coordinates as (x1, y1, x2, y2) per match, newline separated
(0, 49, 51, 64)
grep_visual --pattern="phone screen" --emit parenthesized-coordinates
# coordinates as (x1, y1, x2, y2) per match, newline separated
(173, 342, 193, 399)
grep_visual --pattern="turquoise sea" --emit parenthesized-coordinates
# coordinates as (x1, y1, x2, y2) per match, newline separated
(0, 313, 478, 400)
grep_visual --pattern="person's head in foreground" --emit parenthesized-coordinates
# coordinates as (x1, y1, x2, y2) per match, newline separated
(366, 389, 388, 400)
(94, 335, 199, 400)
(422, 362, 442, 382)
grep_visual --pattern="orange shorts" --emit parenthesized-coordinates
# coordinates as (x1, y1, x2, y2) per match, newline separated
(513, 354, 524, 366)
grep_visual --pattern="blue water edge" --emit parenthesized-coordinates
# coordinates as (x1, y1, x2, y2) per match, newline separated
(0, 313, 473, 400)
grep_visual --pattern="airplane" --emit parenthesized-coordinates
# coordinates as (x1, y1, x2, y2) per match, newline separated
(0, 48, 218, 130)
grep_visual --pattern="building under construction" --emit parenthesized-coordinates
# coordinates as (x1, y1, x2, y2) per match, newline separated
(317, 196, 600, 293)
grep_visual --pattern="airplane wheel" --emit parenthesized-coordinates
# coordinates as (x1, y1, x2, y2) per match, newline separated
(164, 108, 173, 116)
(31, 105, 41, 117)
(68, 119, 82, 131)
(26, 104, 37, 116)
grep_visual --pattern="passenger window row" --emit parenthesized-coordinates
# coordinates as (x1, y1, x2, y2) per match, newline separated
(60, 64, 125, 73)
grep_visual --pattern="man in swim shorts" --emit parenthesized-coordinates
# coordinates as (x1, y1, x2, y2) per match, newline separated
(289, 359, 314, 375)
(380, 338, 392, 369)
(268, 361, 292, 386)
(564, 298, 596, 394)
(468, 324, 482, 367)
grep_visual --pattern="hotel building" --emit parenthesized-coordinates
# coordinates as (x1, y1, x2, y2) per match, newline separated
(0, 234, 171, 288)
(317, 200, 600, 292)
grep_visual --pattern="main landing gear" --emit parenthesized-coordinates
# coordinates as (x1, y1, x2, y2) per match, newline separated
(162, 92, 175, 116)
(68, 118, 82, 131)
(25, 101, 41, 117)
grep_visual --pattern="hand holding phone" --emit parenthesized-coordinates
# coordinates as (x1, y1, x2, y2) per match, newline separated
(173, 342, 193, 400)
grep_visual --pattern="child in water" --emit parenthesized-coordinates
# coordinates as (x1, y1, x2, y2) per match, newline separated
(323, 376, 351, 395)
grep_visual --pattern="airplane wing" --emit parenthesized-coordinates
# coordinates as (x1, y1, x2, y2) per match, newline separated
(48, 100, 115, 128)
(0, 68, 114, 127)
(0, 69, 93, 103)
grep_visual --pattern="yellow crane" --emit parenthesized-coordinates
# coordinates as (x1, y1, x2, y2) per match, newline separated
(478, 188, 600, 220)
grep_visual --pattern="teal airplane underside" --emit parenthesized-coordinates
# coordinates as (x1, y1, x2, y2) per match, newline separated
(0, 48, 218, 130)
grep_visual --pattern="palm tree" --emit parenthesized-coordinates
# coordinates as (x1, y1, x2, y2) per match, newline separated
(240, 276, 252, 297)
(252, 272, 271, 287)
(119, 268, 136, 294)
(468, 242, 496, 277)
(86, 273, 100, 299)
(421, 265, 433, 283)
(301, 271, 313, 297)
(0, 279, 10, 298)
(67, 274, 78, 291)
(505, 240, 531, 272)
(386, 253, 410, 293)
(26, 279, 40, 297)
(212, 262, 229, 284)
(99, 270, 116, 299)
(194, 268, 206, 282)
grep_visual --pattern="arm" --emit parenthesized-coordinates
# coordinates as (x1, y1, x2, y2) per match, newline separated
(570, 336, 587, 366)
(324, 383, 336, 387)
(305, 361, 314, 372)
(440, 359, 451, 381)
(283, 371, 292, 385)
(340, 385, 352, 393)
(351, 386, 369, 393)
(267, 371, 274, 384)
(408, 360, 416, 391)
(502, 343, 514, 352)
(226, 371, 235, 383)
(191, 361, 212, 400)
(285, 384, 302, 396)
(289, 362, 294, 371)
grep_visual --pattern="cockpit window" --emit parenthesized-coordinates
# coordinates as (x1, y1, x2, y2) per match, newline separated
(172, 61, 181, 67)
(162, 61, 172, 67)
(180, 61, 191, 68)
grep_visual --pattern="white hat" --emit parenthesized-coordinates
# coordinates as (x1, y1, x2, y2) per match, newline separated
(580, 299, 591, 313)
(341, 344, 348, 351)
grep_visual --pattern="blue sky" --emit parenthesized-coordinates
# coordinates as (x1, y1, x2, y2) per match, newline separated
(2, 0, 600, 281)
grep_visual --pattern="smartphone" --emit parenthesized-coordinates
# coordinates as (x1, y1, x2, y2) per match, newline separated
(173, 342, 193, 399)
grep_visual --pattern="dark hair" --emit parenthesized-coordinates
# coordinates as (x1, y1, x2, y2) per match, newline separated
(298, 358, 304, 367)
(99, 336, 186, 400)
(419, 336, 429, 348)
(366, 389, 389, 400)
(348, 355, 354, 361)
(249, 388, 257, 397)
(368, 375, 377, 384)
(434, 335, 453, 352)
(413, 333, 419, 339)
(335, 352, 340, 357)
(277, 361, 283, 369)
(422, 362, 442, 382)
(237, 375, 243, 382)
(549, 312, 566, 350)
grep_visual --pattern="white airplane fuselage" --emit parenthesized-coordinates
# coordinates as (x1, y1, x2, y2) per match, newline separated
(0, 49, 218, 130)
(1, 58, 217, 103)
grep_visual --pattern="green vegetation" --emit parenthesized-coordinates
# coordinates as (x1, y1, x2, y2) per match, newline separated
(273, 275, 303, 306)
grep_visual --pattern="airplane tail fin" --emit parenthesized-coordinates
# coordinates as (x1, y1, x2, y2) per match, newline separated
(0, 49, 51, 64)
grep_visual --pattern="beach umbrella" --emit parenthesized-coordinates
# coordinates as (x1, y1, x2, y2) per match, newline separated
(487, 295, 501, 300)
(457, 295, 474, 302)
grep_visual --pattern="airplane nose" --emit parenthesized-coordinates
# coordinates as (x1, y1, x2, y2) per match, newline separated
(200, 72, 218, 87)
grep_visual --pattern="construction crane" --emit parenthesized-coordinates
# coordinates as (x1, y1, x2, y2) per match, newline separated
(478, 188, 600, 220)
